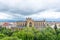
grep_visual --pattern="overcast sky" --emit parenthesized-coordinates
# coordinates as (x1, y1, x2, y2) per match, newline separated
(0, 0, 60, 21)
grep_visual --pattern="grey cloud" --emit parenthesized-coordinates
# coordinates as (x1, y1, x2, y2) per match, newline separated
(0, 0, 49, 15)
(8, 9, 46, 15)
(0, 3, 46, 15)
(0, 0, 60, 16)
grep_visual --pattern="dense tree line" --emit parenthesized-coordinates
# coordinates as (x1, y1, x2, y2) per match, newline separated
(0, 26, 60, 40)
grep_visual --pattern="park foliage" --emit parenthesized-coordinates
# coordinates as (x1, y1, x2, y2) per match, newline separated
(0, 26, 60, 40)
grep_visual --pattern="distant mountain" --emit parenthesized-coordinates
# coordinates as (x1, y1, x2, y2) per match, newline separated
(0, 19, 25, 22)
(0, 18, 60, 22)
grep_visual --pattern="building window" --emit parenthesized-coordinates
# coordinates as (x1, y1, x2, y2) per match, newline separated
(29, 22, 32, 27)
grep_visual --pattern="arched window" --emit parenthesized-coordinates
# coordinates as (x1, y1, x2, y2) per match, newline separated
(29, 22, 32, 27)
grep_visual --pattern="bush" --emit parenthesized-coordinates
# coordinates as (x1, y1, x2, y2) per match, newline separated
(1, 37, 21, 40)
(0, 26, 60, 40)
(0, 34, 5, 39)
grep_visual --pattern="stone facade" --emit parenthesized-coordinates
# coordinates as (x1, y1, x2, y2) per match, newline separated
(16, 18, 46, 29)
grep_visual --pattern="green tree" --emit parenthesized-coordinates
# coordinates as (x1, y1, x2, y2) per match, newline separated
(41, 27, 57, 40)
(12, 30, 26, 40)
(2, 29, 13, 36)
(0, 34, 5, 39)
(1, 37, 21, 40)
(57, 33, 60, 40)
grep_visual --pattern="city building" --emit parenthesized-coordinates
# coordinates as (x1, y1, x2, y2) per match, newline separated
(0, 18, 60, 29)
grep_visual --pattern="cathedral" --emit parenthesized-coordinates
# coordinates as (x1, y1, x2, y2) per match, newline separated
(16, 18, 46, 29)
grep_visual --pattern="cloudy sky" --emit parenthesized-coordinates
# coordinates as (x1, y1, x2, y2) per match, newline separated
(0, 0, 60, 21)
